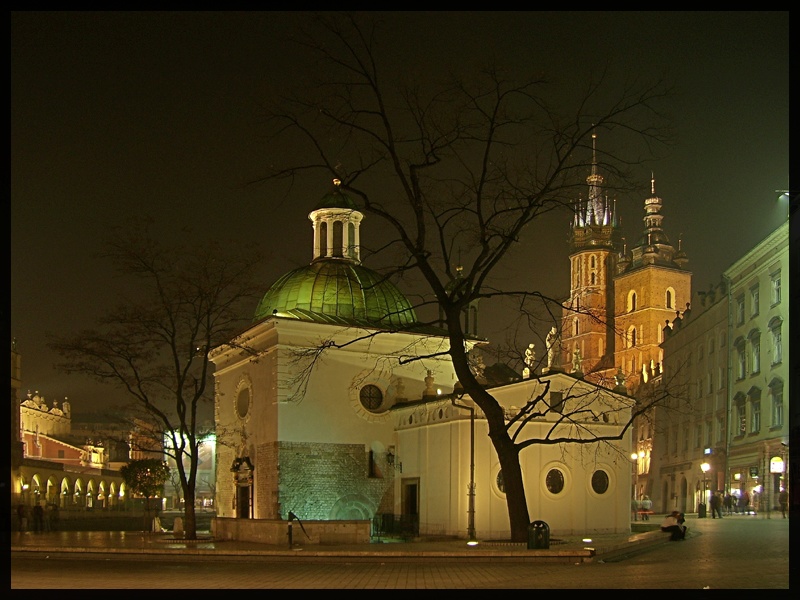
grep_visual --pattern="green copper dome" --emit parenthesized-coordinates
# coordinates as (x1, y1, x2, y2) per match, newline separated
(254, 260, 418, 328)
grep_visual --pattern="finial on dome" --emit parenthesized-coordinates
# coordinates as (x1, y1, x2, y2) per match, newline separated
(333, 178, 341, 187)
(651, 172, 656, 195)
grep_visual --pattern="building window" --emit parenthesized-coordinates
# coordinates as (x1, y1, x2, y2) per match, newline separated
(591, 470, 609, 495)
(707, 371, 714, 394)
(717, 416, 725, 443)
(708, 337, 714, 355)
(705, 421, 713, 447)
(628, 326, 637, 348)
(573, 317, 579, 336)
(735, 339, 746, 380)
(628, 290, 637, 312)
(750, 401, 761, 434)
(672, 429, 678, 454)
(718, 366, 725, 390)
(770, 380, 784, 427)
(236, 385, 251, 419)
(770, 271, 781, 305)
(750, 333, 761, 374)
(359, 384, 384, 411)
(736, 295, 745, 325)
(496, 470, 505, 494)
(750, 284, 759, 317)
(666, 288, 673, 309)
(695, 424, 702, 449)
(736, 402, 746, 435)
(698, 343, 704, 362)
(769, 318, 782, 364)
(545, 469, 565, 494)
(682, 425, 689, 451)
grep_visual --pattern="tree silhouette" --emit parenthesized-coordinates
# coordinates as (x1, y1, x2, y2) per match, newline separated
(255, 13, 677, 542)
(49, 218, 265, 540)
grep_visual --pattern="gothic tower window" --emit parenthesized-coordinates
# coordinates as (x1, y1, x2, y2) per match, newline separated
(627, 290, 637, 312)
(627, 326, 637, 348)
(665, 287, 674, 309)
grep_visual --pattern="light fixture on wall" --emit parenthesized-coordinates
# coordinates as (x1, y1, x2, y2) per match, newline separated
(386, 448, 402, 473)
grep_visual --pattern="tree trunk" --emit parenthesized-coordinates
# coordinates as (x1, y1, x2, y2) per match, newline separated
(183, 501, 197, 540)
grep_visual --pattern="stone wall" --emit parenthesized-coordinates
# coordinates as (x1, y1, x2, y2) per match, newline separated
(212, 517, 371, 545)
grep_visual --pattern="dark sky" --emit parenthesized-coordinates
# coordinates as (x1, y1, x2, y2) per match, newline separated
(10, 12, 790, 415)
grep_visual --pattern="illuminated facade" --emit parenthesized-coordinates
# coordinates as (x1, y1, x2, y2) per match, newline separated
(10, 345, 130, 516)
(211, 181, 636, 540)
(559, 135, 692, 504)
(655, 221, 789, 515)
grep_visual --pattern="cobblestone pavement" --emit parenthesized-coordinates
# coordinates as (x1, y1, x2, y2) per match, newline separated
(10, 513, 791, 589)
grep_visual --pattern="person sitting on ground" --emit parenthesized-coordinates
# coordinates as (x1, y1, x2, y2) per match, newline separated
(660, 510, 687, 541)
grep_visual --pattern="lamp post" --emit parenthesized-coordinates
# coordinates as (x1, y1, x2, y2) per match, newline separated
(452, 396, 477, 544)
(700, 462, 710, 518)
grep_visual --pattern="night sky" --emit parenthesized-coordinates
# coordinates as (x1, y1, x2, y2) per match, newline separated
(10, 12, 790, 415)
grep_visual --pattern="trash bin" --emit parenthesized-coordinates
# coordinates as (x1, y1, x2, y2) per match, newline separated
(527, 520, 550, 549)
(698, 503, 707, 518)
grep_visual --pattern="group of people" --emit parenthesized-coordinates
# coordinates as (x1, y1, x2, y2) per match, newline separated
(16, 502, 59, 532)
(660, 510, 687, 541)
(631, 495, 653, 521)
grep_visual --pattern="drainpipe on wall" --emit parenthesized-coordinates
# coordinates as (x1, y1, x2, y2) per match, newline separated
(723, 274, 733, 495)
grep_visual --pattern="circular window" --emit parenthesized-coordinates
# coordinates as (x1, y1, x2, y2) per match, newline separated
(359, 384, 383, 411)
(236, 386, 251, 419)
(496, 470, 505, 494)
(591, 470, 609, 494)
(545, 468, 565, 494)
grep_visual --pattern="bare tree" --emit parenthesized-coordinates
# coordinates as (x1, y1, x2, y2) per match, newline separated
(254, 13, 678, 542)
(49, 219, 265, 540)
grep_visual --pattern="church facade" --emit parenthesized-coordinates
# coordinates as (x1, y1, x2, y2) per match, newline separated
(211, 180, 635, 541)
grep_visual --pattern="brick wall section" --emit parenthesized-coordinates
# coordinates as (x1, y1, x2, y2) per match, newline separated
(277, 441, 393, 522)
(256, 442, 279, 519)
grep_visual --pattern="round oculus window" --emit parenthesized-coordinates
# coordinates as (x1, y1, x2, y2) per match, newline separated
(496, 470, 505, 494)
(359, 384, 383, 411)
(545, 468, 565, 494)
(591, 470, 609, 494)
(236, 386, 251, 419)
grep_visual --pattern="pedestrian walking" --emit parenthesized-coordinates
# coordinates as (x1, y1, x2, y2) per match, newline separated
(723, 492, 733, 515)
(16, 504, 28, 532)
(49, 503, 60, 531)
(641, 495, 653, 520)
(738, 490, 750, 514)
(710, 491, 724, 519)
(32, 502, 44, 532)
(779, 489, 788, 518)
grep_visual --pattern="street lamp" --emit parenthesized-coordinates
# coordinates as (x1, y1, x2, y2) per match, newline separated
(700, 462, 710, 518)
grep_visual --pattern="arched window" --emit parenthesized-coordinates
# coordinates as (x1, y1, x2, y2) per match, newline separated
(628, 290, 637, 312)
(332, 221, 344, 257)
(628, 326, 637, 348)
(318, 222, 328, 257)
(665, 287, 675, 309)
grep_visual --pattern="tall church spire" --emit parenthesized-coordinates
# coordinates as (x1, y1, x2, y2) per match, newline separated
(586, 132, 605, 225)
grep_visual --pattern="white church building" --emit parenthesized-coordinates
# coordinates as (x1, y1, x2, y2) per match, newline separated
(211, 181, 635, 542)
